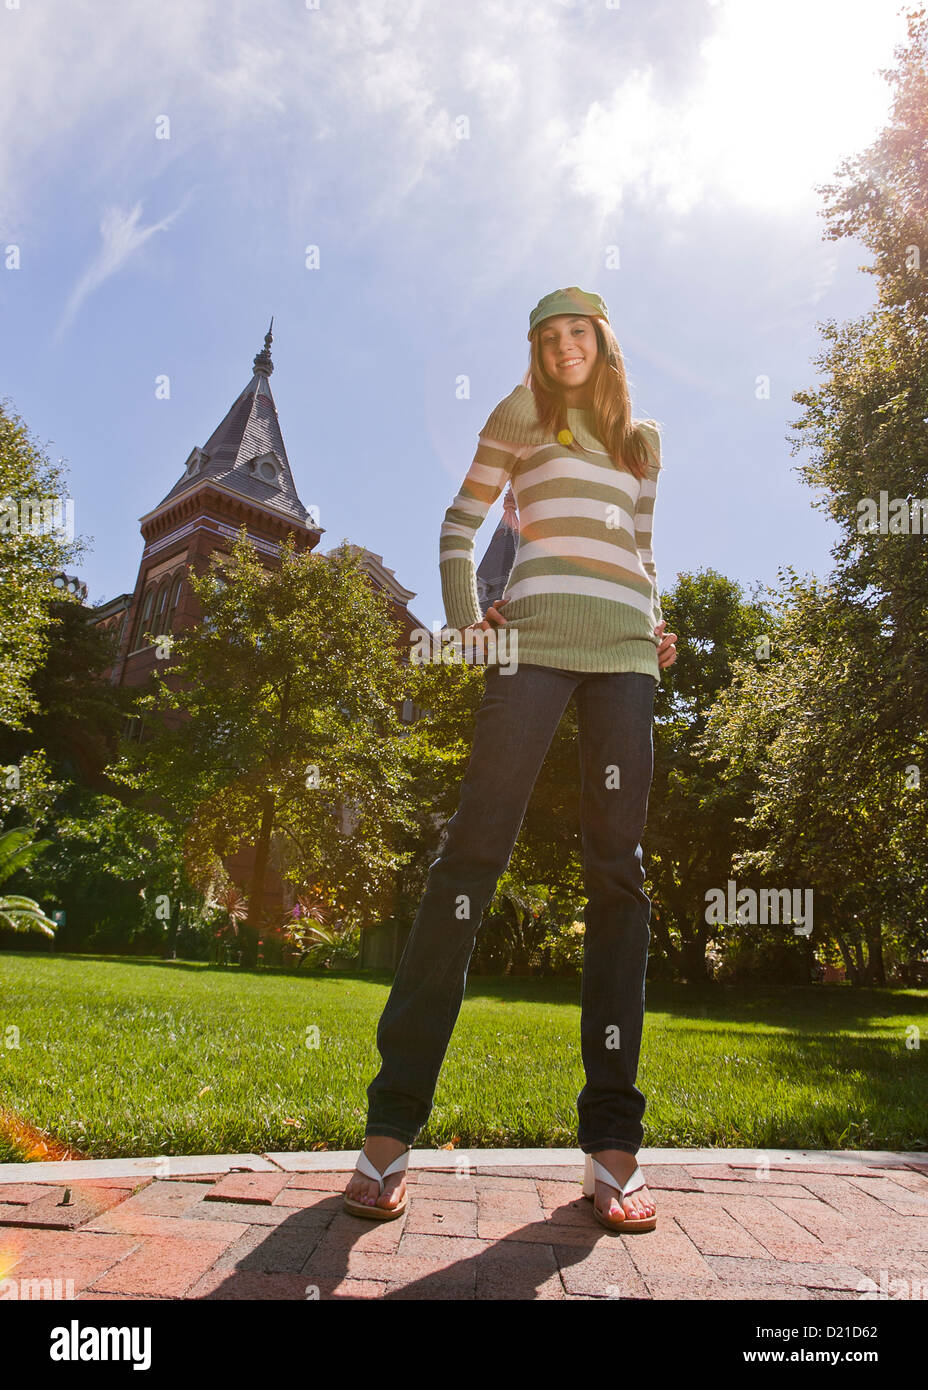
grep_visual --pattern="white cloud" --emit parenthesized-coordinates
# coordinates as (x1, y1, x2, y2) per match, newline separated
(55, 198, 190, 340)
(0, 0, 911, 324)
(553, 0, 909, 222)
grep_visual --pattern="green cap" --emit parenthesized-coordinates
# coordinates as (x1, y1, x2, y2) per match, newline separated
(527, 286, 609, 340)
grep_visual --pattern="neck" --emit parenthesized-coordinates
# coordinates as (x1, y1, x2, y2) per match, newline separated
(561, 385, 593, 410)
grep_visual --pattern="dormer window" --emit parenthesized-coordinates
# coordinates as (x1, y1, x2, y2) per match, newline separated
(184, 447, 207, 478)
(247, 451, 281, 487)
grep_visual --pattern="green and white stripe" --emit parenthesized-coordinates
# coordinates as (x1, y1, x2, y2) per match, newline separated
(439, 395, 663, 678)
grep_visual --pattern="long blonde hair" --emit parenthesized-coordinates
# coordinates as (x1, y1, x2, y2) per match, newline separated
(525, 315, 659, 480)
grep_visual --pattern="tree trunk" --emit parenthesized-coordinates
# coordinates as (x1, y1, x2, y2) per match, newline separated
(834, 928, 860, 986)
(863, 922, 885, 986)
(649, 909, 680, 975)
(166, 891, 181, 959)
(853, 934, 866, 983)
(244, 791, 276, 967)
(680, 926, 709, 984)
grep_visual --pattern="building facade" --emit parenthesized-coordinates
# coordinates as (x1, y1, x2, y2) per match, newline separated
(89, 323, 426, 923)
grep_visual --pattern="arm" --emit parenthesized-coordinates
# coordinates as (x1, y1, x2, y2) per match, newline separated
(439, 435, 520, 630)
(633, 425, 663, 632)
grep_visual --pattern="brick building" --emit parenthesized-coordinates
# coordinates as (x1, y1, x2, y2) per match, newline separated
(88, 322, 426, 921)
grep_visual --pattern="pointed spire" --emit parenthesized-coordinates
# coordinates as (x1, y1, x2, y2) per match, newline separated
(151, 320, 318, 529)
(253, 317, 274, 377)
(475, 485, 519, 615)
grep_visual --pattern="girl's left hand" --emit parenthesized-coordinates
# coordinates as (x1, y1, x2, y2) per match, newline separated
(654, 619, 678, 670)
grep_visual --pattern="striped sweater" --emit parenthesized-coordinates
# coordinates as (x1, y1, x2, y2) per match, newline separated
(439, 384, 664, 679)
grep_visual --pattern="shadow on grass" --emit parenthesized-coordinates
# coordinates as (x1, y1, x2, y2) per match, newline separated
(4, 951, 927, 1032)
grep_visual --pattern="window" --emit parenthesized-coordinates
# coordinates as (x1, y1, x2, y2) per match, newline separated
(133, 586, 156, 649)
(168, 574, 184, 630)
(153, 580, 171, 633)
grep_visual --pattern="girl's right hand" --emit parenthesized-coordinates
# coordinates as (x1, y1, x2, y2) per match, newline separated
(475, 596, 509, 631)
(456, 596, 509, 642)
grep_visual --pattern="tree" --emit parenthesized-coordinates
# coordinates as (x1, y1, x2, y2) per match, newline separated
(111, 530, 419, 966)
(645, 570, 768, 982)
(756, 5, 928, 980)
(0, 399, 83, 730)
(703, 571, 928, 985)
(792, 6, 928, 740)
(0, 747, 193, 952)
(0, 588, 129, 787)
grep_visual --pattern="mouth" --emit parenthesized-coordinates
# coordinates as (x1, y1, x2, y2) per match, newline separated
(558, 357, 584, 370)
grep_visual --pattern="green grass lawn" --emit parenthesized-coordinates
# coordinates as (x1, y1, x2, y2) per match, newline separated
(0, 952, 925, 1162)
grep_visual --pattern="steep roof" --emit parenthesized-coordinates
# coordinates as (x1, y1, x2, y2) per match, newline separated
(475, 485, 518, 614)
(151, 322, 316, 527)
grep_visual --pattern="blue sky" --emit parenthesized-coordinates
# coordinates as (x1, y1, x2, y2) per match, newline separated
(0, 0, 912, 634)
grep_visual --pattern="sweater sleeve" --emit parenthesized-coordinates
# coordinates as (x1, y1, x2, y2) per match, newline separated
(439, 435, 521, 631)
(634, 424, 663, 632)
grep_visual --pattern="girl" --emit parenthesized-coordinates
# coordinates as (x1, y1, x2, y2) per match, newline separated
(344, 286, 677, 1234)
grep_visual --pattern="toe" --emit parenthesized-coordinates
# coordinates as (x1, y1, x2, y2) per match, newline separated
(378, 1179, 404, 1209)
(625, 1189, 655, 1220)
(596, 1189, 621, 1221)
(347, 1177, 376, 1205)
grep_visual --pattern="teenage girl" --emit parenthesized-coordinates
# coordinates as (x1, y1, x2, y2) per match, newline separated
(344, 286, 677, 1233)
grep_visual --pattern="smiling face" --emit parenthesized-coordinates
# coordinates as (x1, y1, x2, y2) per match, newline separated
(536, 314, 599, 404)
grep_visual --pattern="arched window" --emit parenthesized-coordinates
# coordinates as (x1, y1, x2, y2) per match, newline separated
(153, 580, 170, 632)
(133, 586, 156, 649)
(168, 574, 184, 630)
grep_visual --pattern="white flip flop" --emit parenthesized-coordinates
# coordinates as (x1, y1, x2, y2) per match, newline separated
(343, 1146, 410, 1221)
(582, 1152, 657, 1232)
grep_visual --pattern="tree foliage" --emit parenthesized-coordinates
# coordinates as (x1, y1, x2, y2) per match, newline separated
(0, 400, 83, 730)
(110, 531, 420, 963)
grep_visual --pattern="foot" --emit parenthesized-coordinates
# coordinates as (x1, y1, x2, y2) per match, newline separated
(344, 1136, 408, 1212)
(591, 1149, 656, 1224)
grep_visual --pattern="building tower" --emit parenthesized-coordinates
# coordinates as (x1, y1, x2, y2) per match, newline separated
(98, 321, 323, 690)
(91, 323, 424, 924)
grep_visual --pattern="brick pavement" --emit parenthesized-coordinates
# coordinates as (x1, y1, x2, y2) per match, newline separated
(0, 1149, 926, 1301)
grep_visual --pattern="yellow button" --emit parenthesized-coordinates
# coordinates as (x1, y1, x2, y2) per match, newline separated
(557, 428, 574, 446)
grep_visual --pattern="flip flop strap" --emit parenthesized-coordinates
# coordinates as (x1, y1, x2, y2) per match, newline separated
(354, 1148, 409, 1192)
(590, 1157, 645, 1198)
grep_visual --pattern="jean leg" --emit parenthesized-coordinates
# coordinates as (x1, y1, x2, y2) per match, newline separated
(365, 663, 579, 1145)
(573, 672, 656, 1155)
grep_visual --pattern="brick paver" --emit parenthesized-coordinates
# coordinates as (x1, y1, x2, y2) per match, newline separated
(204, 1171, 293, 1205)
(1, 1148, 926, 1300)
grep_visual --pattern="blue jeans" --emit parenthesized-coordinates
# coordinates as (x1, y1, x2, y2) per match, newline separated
(365, 662, 657, 1156)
